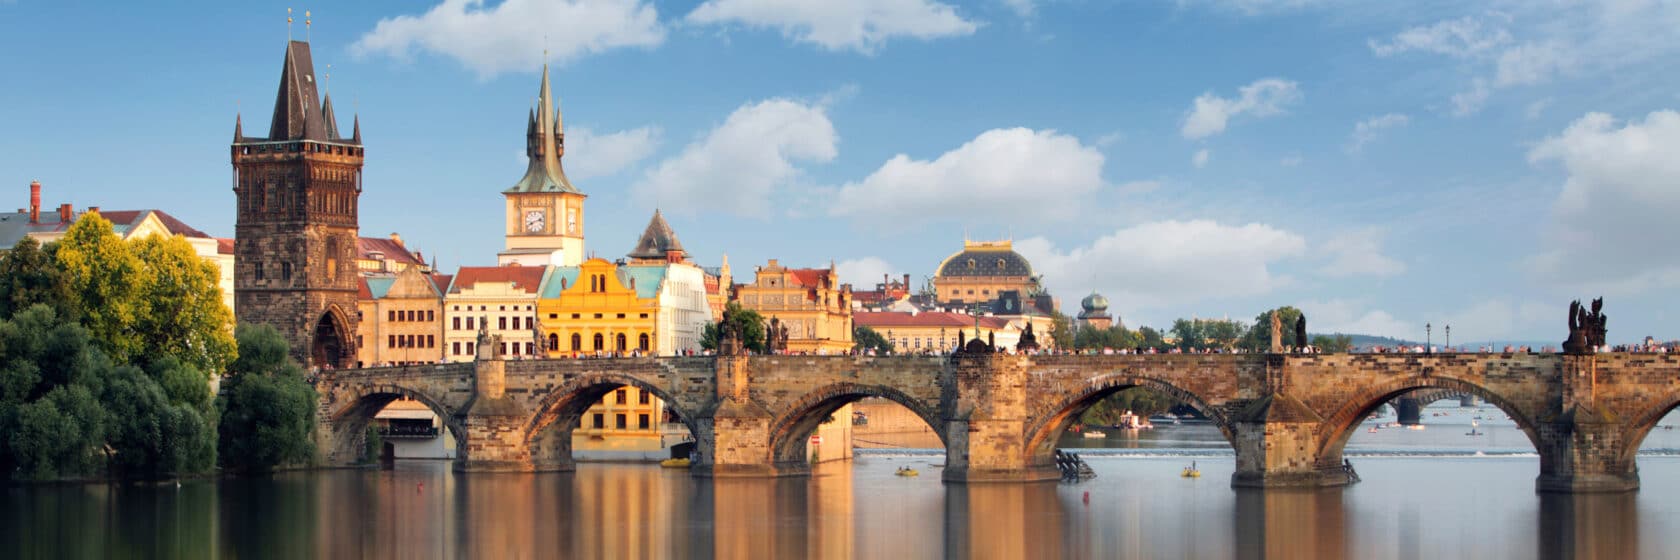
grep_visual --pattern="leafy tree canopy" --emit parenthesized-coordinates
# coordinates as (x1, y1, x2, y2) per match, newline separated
(699, 302, 767, 353)
(853, 325, 892, 354)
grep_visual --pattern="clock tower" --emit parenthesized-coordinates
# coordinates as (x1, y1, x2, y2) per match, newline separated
(498, 62, 586, 266)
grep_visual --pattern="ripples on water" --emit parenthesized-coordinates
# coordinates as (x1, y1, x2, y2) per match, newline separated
(4, 404, 1679, 559)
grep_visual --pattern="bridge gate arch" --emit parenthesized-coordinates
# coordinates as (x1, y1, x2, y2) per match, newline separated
(766, 383, 948, 474)
(520, 372, 703, 472)
(1023, 373, 1238, 467)
(319, 383, 466, 466)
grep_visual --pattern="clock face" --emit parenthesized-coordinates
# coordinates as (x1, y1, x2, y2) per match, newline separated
(524, 210, 545, 233)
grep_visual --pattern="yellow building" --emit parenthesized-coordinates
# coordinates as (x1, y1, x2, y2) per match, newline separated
(498, 63, 586, 267)
(355, 265, 449, 367)
(932, 240, 1044, 307)
(537, 258, 660, 357)
(735, 260, 854, 354)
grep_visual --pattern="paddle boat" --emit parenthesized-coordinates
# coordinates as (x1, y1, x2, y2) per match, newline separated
(896, 466, 919, 477)
(1181, 462, 1201, 478)
(660, 458, 691, 468)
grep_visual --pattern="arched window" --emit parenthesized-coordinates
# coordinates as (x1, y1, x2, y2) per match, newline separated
(547, 333, 559, 351)
(593, 333, 604, 351)
(638, 333, 650, 352)
(571, 333, 582, 351)
(616, 333, 628, 351)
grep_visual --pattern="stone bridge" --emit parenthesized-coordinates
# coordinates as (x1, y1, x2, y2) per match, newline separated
(313, 351, 1680, 493)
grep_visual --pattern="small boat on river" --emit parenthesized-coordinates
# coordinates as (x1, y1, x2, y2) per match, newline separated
(660, 458, 691, 468)
(1083, 430, 1107, 439)
(896, 466, 919, 477)
(1181, 462, 1201, 478)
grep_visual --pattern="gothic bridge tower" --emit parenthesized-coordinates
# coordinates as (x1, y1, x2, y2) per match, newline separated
(231, 40, 364, 369)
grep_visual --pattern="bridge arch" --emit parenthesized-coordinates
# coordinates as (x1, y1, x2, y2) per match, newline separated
(1023, 373, 1236, 462)
(1615, 392, 1680, 466)
(767, 383, 948, 468)
(1315, 375, 1542, 470)
(323, 382, 465, 463)
(520, 371, 702, 470)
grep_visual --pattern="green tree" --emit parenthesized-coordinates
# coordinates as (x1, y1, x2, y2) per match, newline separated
(853, 325, 893, 354)
(1241, 306, 1305, 352)
(1311, 334, 1354, 354)
(0, 305, 105, 478)
(1080, 387, 1177, 425)
(129, 234, 236, 374)
(54, 214, 148, 364)
(218, 324, 317, 473)
(1203, 319, 1246, 350)
(100, 364, 215, 479)
(0, 237, 76, 322)
(1072, 325, 1140, 351)
(10, 383, 107, 480)
(1049, 312, 1074, 350)
(699, 302, 767, 354)
(1170, 319, 1206, 351)
(1138, 326, 1169, 351)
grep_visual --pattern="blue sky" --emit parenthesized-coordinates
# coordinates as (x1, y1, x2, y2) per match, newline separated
(4, 0, 1679, 344)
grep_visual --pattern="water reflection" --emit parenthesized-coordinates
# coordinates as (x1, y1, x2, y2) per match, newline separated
(1538, 492, 1638, 560)
(1234, 489, 1347, 560)
(945, 482, 1068, 559)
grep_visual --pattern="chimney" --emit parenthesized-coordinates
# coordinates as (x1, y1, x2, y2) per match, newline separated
(903, 274, 911, 289)
(88, 206, 99, 214)
(58, 203, 72, 224)
(390, 232, 404, 247)
(28, 181, 40, 224)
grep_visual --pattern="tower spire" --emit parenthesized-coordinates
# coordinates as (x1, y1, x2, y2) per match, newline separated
(506, 61, 576, 194)
(352, 114, 361, 144)
(234, 113, 244, 142)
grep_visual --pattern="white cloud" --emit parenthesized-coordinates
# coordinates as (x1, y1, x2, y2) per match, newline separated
(1367, 16, 1510, 58)
(830, 128, 1106, 227)
(1493, 40, 1575, 87)
(1316, 228, 1405, 278)
(1527, 110, 1680, 293)
(836, 257, 897, 287)
(1001, 0, 1035, 17)
(1437, 300, 1554, 345)
(632, 98, 837, 216)
(1015, 220, 1306, 308)
(351, 0, 665, 78)
(1451, 79, 1490, 117)
(564, 126, 661, 179)
(1191, 148, 1210, 168)
(1346, 113, 1409, 153)
(1180, 78, 1301, 140)
(1525, 98, 1552, 120)
(1299, 300, 1412, 339)
(686, 0, 979, 54)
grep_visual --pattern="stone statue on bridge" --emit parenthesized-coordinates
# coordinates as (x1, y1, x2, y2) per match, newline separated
(1270, 311, 1282, 353)
(1016, 321, 1040, 353)
(765, 317, 790, 354)
(1295, 314, 1308, 353)
(1564, 298, 1608, 354)
(718, 307, 744, 356)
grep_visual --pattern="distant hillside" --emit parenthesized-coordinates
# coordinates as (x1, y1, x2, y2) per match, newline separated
(1309, 333, 1416, 351)
(1311, 333, 1555, 351)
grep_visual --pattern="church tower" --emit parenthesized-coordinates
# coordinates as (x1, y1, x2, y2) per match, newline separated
(231, 40, 363, 369)
(498, 62, 586, 266)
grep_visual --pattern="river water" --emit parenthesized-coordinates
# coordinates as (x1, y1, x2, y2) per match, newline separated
(6, 403, 1680, 559)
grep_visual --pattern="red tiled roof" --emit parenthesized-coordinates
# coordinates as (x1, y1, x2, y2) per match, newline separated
(357, 276, 373, 300)
(359, 237, 423, 266)
(855, 311, 1011, 329)
(216, 238, 235, 255)
(449, 266, 545, 295)
(428, 273, 453, 294)
(787, 268, 830, 288)
(94, 209, 213, 239)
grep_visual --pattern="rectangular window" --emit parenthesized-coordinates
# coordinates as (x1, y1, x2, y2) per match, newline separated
(388, 335, 395, 348)
(427, 310, 435, 322)
(428, 335, 436, 348)
(616, 389, 628, 404)
(389, 310, 397, 322)
(639, 391, 650, 405)
(466, 317, 474, 330)
(615, 414, 627, 429)
(254, 263, 265, 280)
(593, 313, 603, 319)
(639, 313, 649, 319)
(281, 262, 292, 281)
(467, 342, 475, 355)
(616, 313, 626, 319)
(524, 342, 533, 355)
(549, 313, 558, 319)
(592, 413, 605, 429)
(509, 342, 518, 355)
(453, 317, 461, 330)
(572, 313, 581, 319)
(452, 342, 460, 355)
(499, 317, 507, 330)
(638, 414, 650, 430)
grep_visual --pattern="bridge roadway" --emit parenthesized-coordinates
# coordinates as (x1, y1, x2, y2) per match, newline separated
(313, 349, 1680, 493)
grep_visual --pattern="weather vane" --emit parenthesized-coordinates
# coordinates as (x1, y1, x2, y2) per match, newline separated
(306, 10, 312, 42)
(287, 8, 293, 41)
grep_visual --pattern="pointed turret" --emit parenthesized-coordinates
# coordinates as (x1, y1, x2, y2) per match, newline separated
(266, 41, 328, 141)
(627, 209, 686, 262)
(321, 92, 340, 140)
(506, 63, 578, 194)
(352, 114, 361, 144)
(233, 113, 243, 142)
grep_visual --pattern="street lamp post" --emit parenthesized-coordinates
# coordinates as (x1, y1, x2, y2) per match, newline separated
(1426, 323, 1433, 354)
(1445, 325, 1451, 351)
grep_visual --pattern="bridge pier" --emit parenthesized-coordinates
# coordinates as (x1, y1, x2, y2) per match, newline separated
(1395, 397, 1422, 426)
(1535, 406, 1640, 493)
(943, 353, 1060, 483)
(1230, 393, 1353, 488)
